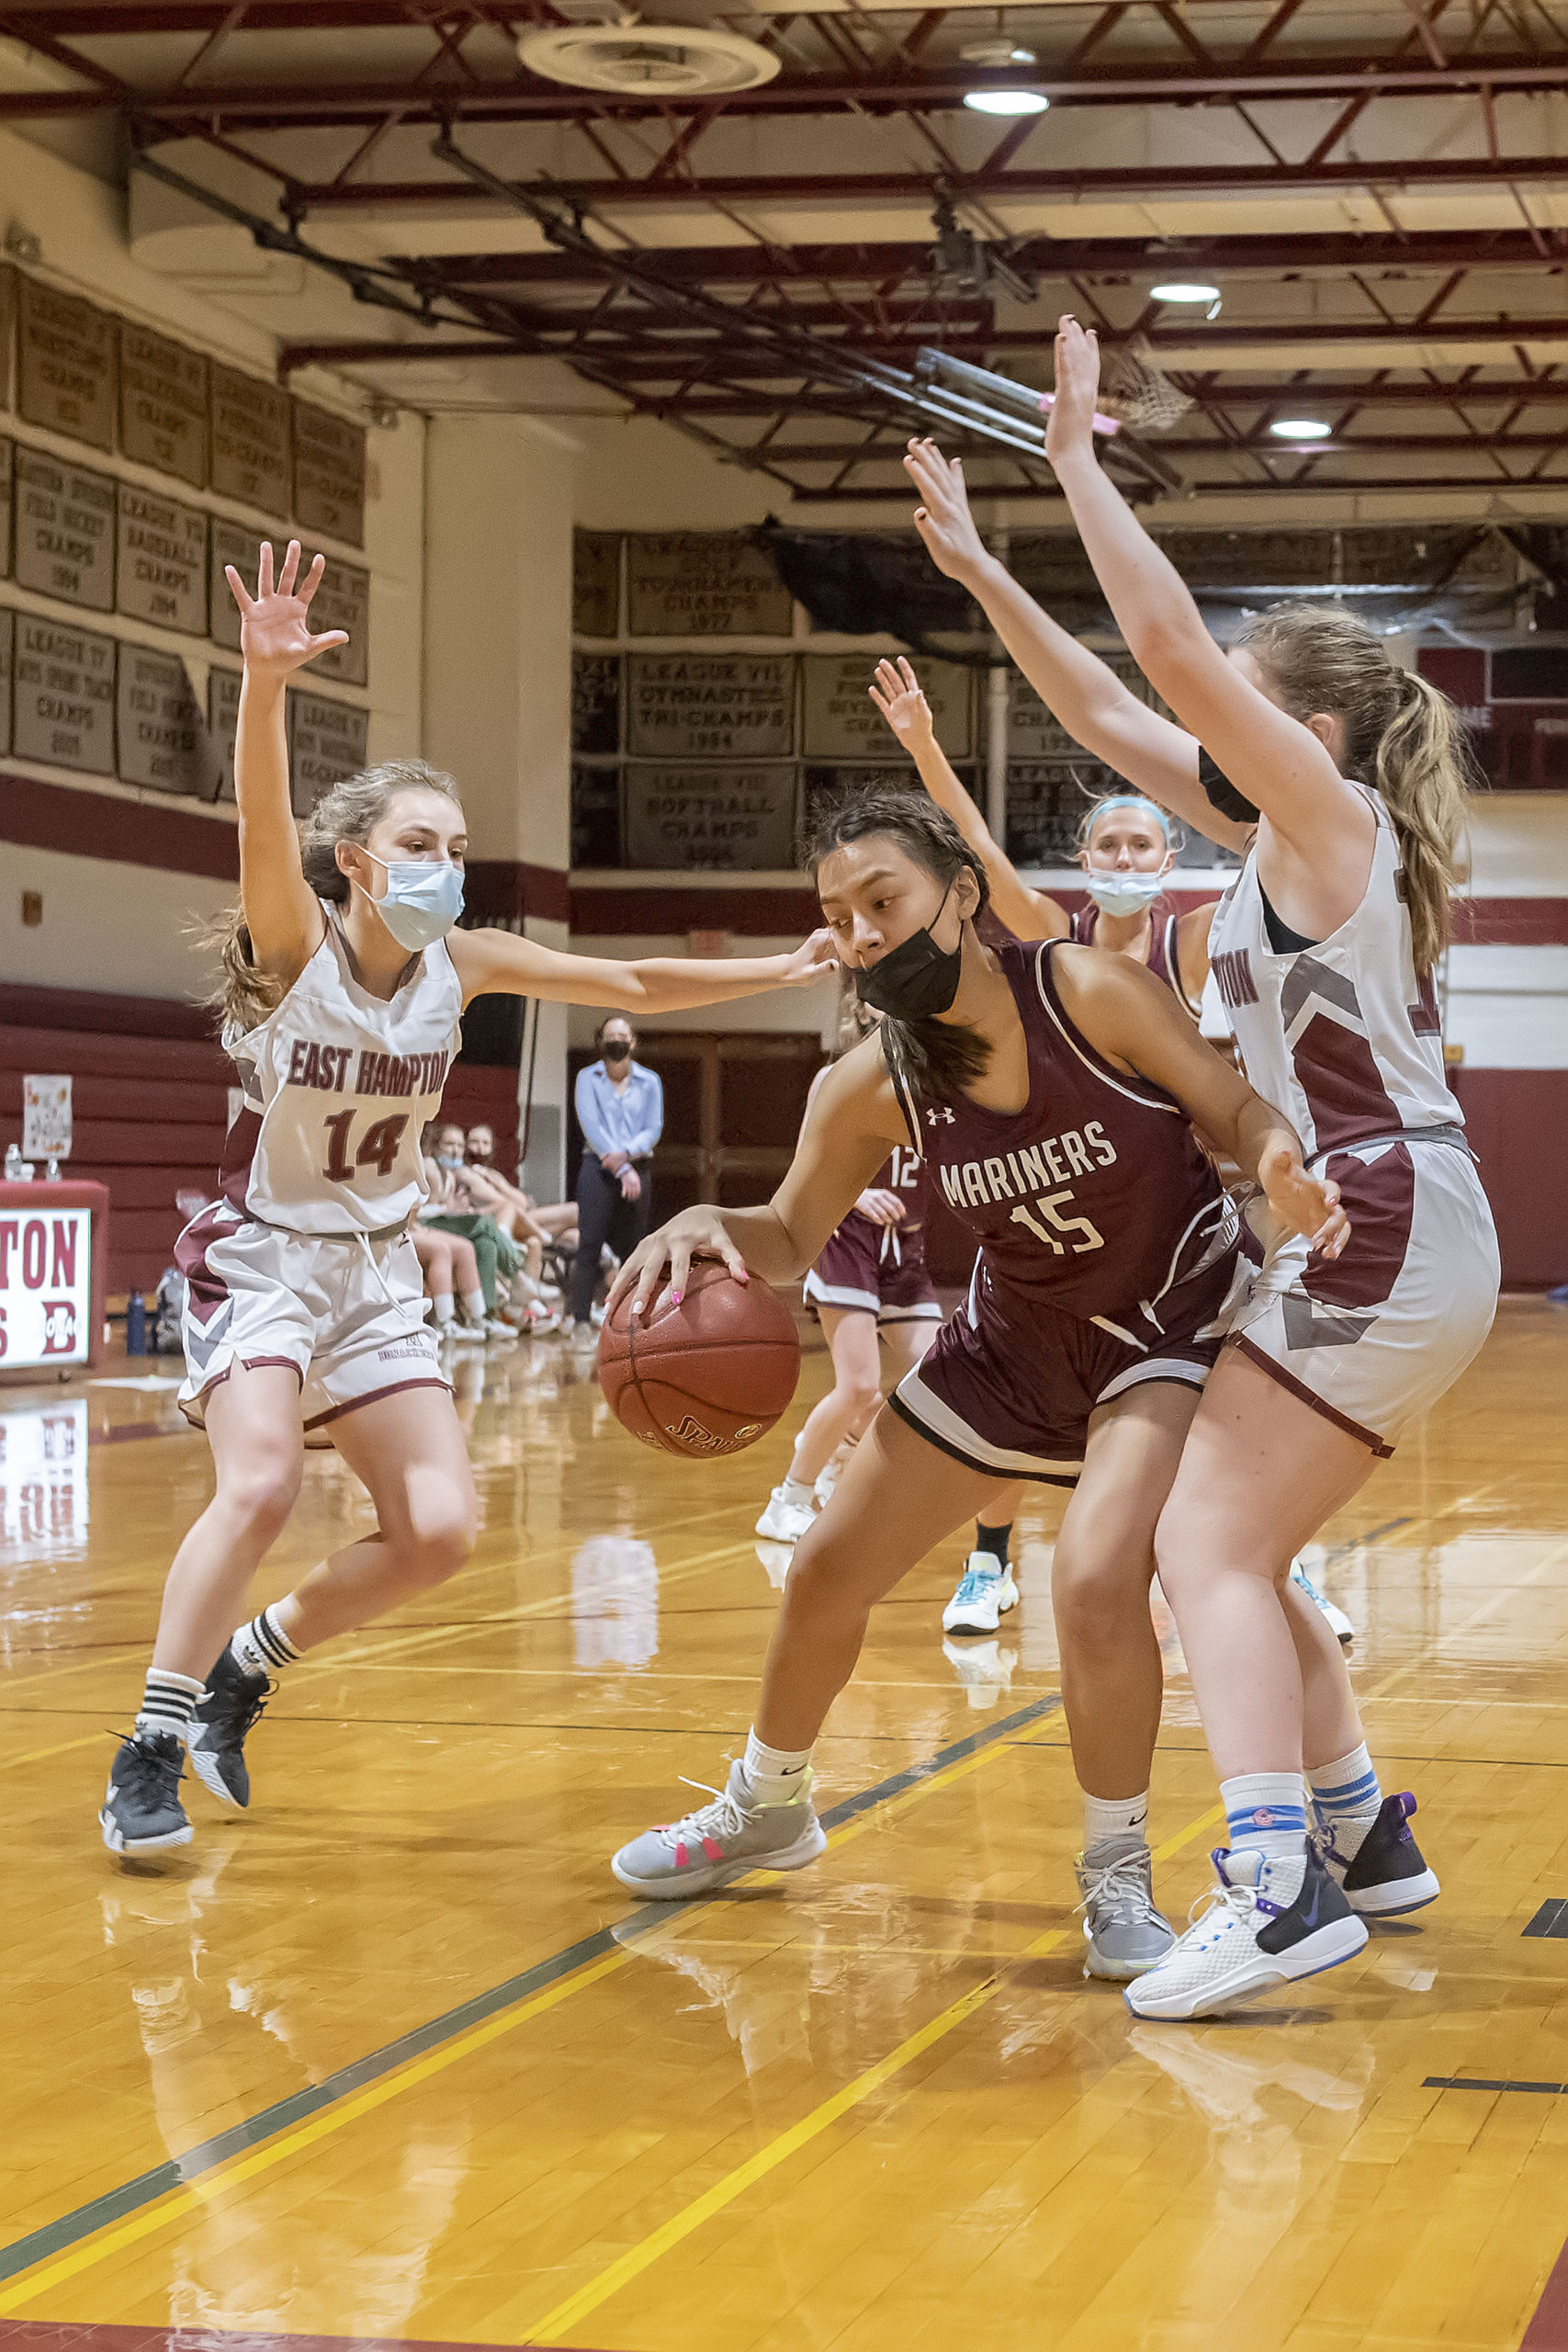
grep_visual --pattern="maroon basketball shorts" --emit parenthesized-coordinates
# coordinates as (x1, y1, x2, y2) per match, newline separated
(803, 1212, 941, 1325)
(887, 1254, 1235, 1487)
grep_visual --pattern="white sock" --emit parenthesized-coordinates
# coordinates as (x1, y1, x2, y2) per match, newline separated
(135, 1668, 204, 1743)
(1222, 1770, 1307, 1864)
(1083, 1789, 1150, 1858)
(231, 1605, 302, 1681)
(462, 1287, 488, 1323)
(1308, 1741, 1382, 1861)
(433, 1289, 455, 1326)
(778, 1476, 813, 1509)
(743, 1727, 813, 1801)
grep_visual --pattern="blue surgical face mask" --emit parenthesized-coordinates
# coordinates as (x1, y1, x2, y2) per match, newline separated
(1086, 868, 1167, 919)
(359, 852, 465, 950)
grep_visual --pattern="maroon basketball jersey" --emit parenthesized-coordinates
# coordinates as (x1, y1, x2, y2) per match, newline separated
(887, 938, 1238, 1327)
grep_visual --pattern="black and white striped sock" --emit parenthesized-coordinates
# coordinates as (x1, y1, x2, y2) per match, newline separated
(135, 1668, 205, 1743)
(230, 1604, 302, 1681)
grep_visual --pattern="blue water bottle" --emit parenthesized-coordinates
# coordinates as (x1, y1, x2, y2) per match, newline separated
(126, 1291, 146, 1356)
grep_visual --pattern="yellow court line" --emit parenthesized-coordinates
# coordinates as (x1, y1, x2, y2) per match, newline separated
(0, 1948, 636, 2315)
(0, 1701, 1045, 2311)
(525, 1927, 1070, 2347)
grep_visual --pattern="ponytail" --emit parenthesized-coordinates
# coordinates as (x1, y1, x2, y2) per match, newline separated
(807, 786, 992, 1102)
(1235, 605, 1472, 976)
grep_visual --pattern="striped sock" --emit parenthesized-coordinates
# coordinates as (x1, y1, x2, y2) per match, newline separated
(1308, 1742, 1382, 1864)
(135, 1668, 204, 1743)
(1221, 1770, 1307, 1863)
(231, 1605, 302, 1682)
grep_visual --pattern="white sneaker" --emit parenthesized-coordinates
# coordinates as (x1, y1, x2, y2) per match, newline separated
(813, 1444, 852, 1506)
(590, 1303, 606, 1329)
(1074, 1843, 1175, 1980)
(1290, 1558, 1355, 1645)
(942, 1553, 1019, 1636)
(481, 1317, 518, 1344)
(755, 1487, 816, 1544)
(435, 1318, 485, 1346)
(1124, 1847, 1369, 2021)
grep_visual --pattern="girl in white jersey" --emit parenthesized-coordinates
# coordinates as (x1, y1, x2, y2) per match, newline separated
(949, 316, 1496, 2019)
(100, 542, 833, 1859)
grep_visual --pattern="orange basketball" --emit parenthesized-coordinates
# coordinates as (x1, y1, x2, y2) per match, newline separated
(598, 1259, 801, 1459)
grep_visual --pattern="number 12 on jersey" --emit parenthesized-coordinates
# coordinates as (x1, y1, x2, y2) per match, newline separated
(322, 1110, 409, 1183)
(1010, 1189, 1104, 1255)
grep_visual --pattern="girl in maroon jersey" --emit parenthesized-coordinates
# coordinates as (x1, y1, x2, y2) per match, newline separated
(1003, 315, 1495, 2020)
(604, 790, 1377, 1998)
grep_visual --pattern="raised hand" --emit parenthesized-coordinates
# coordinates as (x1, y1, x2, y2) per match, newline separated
(225, 538, 350, 682)
(1044, 315, 1104, 470)
(903, 437, 988, 583)
(868, 656, 936, 751)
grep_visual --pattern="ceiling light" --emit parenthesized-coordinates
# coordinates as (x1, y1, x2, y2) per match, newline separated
(963, 87, 1048, 114)
(960, 38, 1036, 63)
(1150, 281, 1220, 303)
(1269, 418, 1332, 440)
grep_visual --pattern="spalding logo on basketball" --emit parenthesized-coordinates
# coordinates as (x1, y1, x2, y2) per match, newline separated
(597, 1260, 800, 1460)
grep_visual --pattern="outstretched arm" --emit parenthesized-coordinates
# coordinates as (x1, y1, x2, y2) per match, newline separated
(868, 657, 1066, 942)
(606, 1036, 908, 1313)
(449, 926, 836, 1013)
(1043, 317, 1373, 913)
(903, 438, 1250, 858)
(228, 539, 352, 989)
(1055, 946, 1348, 1256)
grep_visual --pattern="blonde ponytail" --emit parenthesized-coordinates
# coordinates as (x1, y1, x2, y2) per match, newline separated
(1235, 605, 1472, 975)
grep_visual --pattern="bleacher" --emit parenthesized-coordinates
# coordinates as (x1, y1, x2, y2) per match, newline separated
(1, 981, 525, 1303)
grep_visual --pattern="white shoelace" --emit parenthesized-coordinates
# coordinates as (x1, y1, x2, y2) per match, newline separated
(1075, 1848, 1157, 1928)
(659, 1774, 752, 1849)
(1181, 1877, 1262, 1947)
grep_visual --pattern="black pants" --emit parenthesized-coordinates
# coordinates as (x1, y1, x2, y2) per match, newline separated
(570, 1154, 652, 1320)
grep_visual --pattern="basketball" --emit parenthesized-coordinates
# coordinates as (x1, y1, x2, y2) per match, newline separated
(598, 1259, 801, 1459)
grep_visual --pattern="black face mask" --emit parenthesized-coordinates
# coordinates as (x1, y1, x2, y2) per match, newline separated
(603, 1041, 633, 1064)
(853, 886, 964, 1021)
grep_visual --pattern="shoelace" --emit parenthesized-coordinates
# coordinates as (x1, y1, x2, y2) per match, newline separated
(109, 1729, 185, 1796)
(658, 1774, 755, 1849)
(951, 1566, 998, 1609)
(1182, 1878, 1262, 1945)
(1075, 1848, 1156, 1927)
(1292, 1565, 1327, 1606)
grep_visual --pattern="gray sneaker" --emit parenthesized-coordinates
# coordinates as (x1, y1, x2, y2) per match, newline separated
(1075, 1842, 1176, 1980)
(612, 1760, 827, 1899)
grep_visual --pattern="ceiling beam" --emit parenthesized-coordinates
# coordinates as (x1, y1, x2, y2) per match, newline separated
(15, 50, 1568, 126)
(288, 152, 1568, 214)
(705, 430, 1568, 461)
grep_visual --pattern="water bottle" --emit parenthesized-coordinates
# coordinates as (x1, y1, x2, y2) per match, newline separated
(125, 1291, 147, 1356)
(3, 1143, 18, 1182)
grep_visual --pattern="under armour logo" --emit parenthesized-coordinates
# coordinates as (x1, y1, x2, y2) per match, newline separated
(926, 1106, 955, 1125)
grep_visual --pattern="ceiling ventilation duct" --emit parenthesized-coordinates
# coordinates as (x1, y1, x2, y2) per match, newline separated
(517, 19, 780, 96)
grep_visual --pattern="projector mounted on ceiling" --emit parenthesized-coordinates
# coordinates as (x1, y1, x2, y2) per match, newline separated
(517, 18, 781, 96)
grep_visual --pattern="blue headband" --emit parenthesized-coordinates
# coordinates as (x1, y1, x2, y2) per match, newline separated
(1089, 794, 1173, 844)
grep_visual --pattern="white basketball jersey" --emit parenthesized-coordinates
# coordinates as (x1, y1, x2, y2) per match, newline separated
(220, 905, 463, 1235)
(1207, 786, 1461, 1161)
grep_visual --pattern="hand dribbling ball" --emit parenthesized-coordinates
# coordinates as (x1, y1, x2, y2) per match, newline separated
(598, 1260, 800, 1459)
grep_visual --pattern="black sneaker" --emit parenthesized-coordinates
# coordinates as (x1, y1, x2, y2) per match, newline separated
(1317, 1791, 1439, 1917)
(186, 1647, 271, 1810)
(100, 1729, 192, 1856)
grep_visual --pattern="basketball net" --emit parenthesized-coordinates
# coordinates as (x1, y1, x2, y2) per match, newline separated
(1102, 335, 1194, 433)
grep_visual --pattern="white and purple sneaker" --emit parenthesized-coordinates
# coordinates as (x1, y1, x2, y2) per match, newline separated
(1316, 1792, 1439, 1917)
(1124, 1846, 1368, 2021)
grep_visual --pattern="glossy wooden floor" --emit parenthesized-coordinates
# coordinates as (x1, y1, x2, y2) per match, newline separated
(4, 1301, 1568, 2352)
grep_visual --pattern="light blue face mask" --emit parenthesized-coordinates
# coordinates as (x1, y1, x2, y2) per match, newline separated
(1086, 868, 1168, 919)
(359, 852, 465, 950)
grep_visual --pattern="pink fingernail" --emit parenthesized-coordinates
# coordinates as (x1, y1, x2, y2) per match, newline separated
(670, 1289, 682, 1306)
(736, 1271, 750, 1283)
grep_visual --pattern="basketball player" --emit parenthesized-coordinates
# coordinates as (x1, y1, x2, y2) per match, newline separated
(997, 315, 1498, 2017)
(870, 654, 1357, 1646)
(99, 539, 835, 1859)
(604, 790, 1418, 1996)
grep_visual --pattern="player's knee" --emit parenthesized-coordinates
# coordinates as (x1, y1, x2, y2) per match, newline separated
(841, 1375, 883, 1422)
(402, 1490, 478, 1584)
(220, 1453, 301, 1541)
(1053, 1553, 1135, 1659)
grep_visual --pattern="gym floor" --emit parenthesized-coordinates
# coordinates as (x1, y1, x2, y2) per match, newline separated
(3, 1300, 1567, 2352)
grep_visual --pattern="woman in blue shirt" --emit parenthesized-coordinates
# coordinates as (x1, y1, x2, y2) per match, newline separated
(570, 1014, 665, 1333)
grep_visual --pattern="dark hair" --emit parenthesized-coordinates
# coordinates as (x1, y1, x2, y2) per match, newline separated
(1235, 606, 1469, 973)
(595, 1015, 636, 1048)
(807, 786, 992, 1102)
